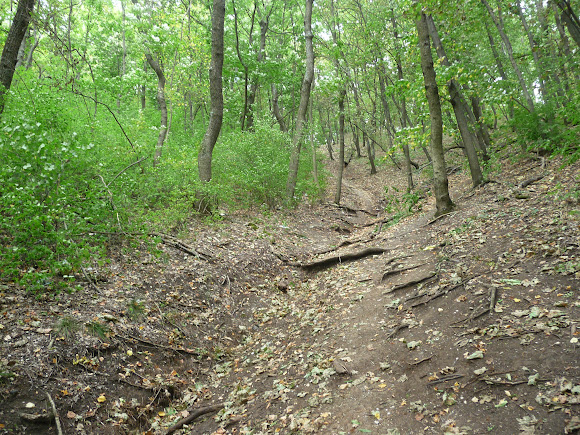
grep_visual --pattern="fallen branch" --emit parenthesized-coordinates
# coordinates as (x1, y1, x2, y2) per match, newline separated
(519, 174, 545, 188)
(383, 272, 437, 295)
(297, 247, 390, 270)
(408, 355, 433, 366)
(427, 373, 464, 385)
(152, 232, 210, 261)
(386, 323, 408, 339)
(165, 403, 225, 435)
(45, 392, 63, 435)
(118, 333, 202, 356)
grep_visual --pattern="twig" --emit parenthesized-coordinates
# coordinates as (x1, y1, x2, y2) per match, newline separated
(165, 403, 225, 435)
(118, 333, 201, 356)
(427, 374, 464, 385)
(45, 392, 63, 435)
(427, 211, 458, 225)
(81, 266, 100, 293)
(489, 286, 498, 312)
(386, 323, 408, 339)
(106, 155, 149, 188)
(408, 355, 433, 366)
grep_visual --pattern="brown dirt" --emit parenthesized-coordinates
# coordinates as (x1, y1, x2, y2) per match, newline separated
(1, 146, 579, 435)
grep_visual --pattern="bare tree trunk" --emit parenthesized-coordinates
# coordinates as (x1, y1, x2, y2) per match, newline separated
(555, 0, 580, 48)
(427, 15, 483, 187)
(141, 60, 147, 110)
(516, 0, 548, 103)
(334, 89, 346, 204)
(416, 11, 453, 216)
(198, 0, 225, 182)
(271, 83, 286, 131)
(482, 0, 535, 112)
(25, 23, 40, 70)
(145, 53, 168, 167)
(0, 0, 35, 116)
(286, 0, 314, 199)
(117, 0, 127, 112)
(392, 11, 414, 191)
(246, 11, 269, 131)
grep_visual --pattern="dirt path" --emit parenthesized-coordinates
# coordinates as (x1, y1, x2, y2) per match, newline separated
(1, 152, 579, 434)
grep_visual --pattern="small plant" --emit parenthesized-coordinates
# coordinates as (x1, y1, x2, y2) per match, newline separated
(56, 316, 81, 339)
(85, 321, 110, 340)
(126, 299, 146, 320)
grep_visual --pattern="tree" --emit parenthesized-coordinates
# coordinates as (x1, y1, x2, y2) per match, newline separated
(0, 0, 35, 115)
(198, 0, 225, 182)
(285, 0, 314, 199)
(145, 53, 168, 167)
(426, 14, 484, 187)
(416, 9, 453, 216)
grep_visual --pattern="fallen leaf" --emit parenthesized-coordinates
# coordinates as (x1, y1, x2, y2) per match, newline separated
(97, 394, 106, 403)
(66, 411, 76, 419)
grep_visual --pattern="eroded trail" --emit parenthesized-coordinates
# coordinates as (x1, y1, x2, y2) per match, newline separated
(1, 155, 578, 435)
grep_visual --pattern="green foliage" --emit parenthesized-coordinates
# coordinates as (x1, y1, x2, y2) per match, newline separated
(85, 320, 110, 340)
(126, 299, 146, 320)
(383, 186, 425, 228)
(214, 120, 324, 208)
(56, 315, 81, 339)
(510, 100, 580, 163)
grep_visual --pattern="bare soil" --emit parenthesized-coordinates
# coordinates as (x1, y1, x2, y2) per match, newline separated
(1, 146, 579, 435)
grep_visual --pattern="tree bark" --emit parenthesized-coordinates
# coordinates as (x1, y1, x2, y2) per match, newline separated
(246, 10, 269, 131)
(392, 11, 414, 191)
(555, 0, 580, 48)
(426, 15, 483, 187)
(416, 11, 453, 216)
(334, 89, 346, 204)
(286, 0, 314, 199)
(482, 0, 535, 112)
(198, 0, 225, 182)
(0, 0, 35, 116)
(145, 53, 168, 167)
(271, 84, 286, 131)
(516, 1, 548, 103)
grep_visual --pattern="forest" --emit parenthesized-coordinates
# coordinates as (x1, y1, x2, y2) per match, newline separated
(0, 0, 579, 433)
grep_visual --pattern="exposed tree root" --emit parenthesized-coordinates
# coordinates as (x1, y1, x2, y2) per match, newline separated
(296, 247, 390, 270)
(383, 272, 437, 295)
(165, 403, 225, 435)
(381, 262, 431, 282)
(385, 323, 408, 339)
(519, 174, 545, 188)
(410, 278, 473, 308)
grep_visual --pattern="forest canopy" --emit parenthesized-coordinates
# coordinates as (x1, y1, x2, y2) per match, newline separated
(0, 0, 578, 290)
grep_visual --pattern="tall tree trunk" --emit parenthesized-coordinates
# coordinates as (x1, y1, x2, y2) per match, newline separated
(334, 89, 346, 204)
(0, 0, 35, 116)
(25, 23, 39, 69)
(232, 0, 252, 131)
(555, 0, 580, 48)
(426, 15, 484, 187)
(145, 53, 168, 167)
(482, 0, 535, 112)
(198, 0, 225, 182)
(516, 1, 548, 103)
(271, 84, 286, 131)
(286, 0, 314, 199)
(416, 11, 453, 216)
(141, 60, 147, 110)
(392, 11, 414, 191)
(117, 0, 127, 113)
(246, 12, 269, 131)
(484, 20, 513, 118)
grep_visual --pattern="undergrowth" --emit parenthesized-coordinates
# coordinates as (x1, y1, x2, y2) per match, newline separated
(0, 86, 324, 294)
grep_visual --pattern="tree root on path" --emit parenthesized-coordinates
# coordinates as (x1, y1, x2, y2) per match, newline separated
(294, 246, 390, 270)
(165, 403, 225, 435)
(383, 272, 437, 295)
(381, 262, 432, 282)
